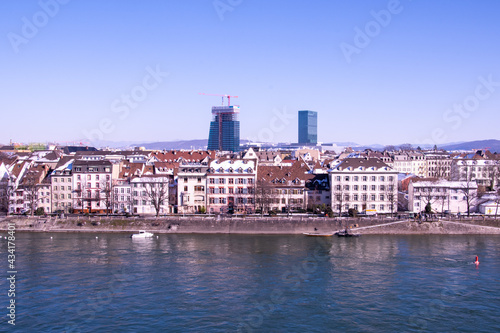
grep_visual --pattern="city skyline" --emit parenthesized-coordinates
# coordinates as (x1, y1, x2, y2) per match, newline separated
(1, 1, 500, 146)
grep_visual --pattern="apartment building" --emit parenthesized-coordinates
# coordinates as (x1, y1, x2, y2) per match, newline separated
(329, 158, 398, 214)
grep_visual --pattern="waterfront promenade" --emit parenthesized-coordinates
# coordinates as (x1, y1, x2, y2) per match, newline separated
(2, 215, 500, 235)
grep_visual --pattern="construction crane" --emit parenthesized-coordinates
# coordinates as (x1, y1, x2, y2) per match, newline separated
(198, 93, 238, 106)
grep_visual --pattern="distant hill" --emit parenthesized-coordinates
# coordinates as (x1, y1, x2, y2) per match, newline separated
(135, 140, 209, 150)
(441, 139, 500, 153)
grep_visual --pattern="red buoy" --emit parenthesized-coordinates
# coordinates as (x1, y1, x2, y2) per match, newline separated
(475, 256, 479, 265)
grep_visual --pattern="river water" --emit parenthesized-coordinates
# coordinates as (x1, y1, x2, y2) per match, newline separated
(1, 232, 500, 332)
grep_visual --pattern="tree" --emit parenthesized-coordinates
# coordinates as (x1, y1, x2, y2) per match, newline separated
(332, 183, 346, 217)
(255, 178, 273, 216)
(23, 178, 39, 216)
(143, 177, 169, 217)
(102, 180, 113, 216)
(0, 180, 12, 214)
(459, 168, 478, 217)
(399, 143, 413, 151)
(425, 202, 432, 214)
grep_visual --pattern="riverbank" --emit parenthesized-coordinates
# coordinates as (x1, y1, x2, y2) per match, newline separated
(2, 215, 500, 235)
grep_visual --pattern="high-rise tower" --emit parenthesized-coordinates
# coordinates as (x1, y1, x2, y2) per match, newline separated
(298, 110, 317, 145)
(207, 105, 240, 152)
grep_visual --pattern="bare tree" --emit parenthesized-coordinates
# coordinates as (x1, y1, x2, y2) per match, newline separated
(101, 180, 113, 216)
(143, 177, 169, 217)
(459, 169, 478, 217)
(399, 143, 413, 151)
(255, 178, 273, 216)
(23, 178, 39, 216)
(332, 184, 345, 217)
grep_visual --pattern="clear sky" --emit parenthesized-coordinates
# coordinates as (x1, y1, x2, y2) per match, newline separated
(1, 0, 499, 147)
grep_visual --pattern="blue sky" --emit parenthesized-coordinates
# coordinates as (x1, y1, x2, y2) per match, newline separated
(1, 0, 499, 146)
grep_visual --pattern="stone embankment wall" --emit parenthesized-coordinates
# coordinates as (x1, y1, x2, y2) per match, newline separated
(1, 216, 500, 235)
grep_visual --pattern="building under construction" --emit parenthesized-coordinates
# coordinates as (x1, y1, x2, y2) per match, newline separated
(207, 105, 240, 152)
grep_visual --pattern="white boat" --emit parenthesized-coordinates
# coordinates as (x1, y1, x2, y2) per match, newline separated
(131, 230, 154, 238)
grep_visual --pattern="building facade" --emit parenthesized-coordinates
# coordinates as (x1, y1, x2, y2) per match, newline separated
(208, 106, 240, 152)
(329, 158, 398, 215)
(408, 179, 478, 214)
(298, 110, 317, 145)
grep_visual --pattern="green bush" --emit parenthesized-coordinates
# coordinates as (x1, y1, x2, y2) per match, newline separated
(35, 207, 45, 216)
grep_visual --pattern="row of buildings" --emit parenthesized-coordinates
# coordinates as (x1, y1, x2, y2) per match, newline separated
(0, 145, 499, 216)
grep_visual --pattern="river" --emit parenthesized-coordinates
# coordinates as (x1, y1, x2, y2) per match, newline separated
(1, 232, 500, 332)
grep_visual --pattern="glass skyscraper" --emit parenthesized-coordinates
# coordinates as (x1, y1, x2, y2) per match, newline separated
(207, 106, 240, 152)
(298, 110, 317, 144)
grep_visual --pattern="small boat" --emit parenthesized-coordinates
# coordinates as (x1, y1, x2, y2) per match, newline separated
(335, 229, 361, 237)
(303, 232, 334, 237)
(131, 230, 154, 238)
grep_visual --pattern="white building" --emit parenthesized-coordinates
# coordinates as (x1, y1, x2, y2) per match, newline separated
(72, 160, 114, 214)
(329, 158, 398, 215)
(207, 159, 256, 214)
(408, 179, 478, 214)
(177, 163, 208, 214)
(51, 158, 74, 213)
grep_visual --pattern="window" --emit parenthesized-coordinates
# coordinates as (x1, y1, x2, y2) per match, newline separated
(371, 185, 376, 191)
(371, 176, 376, 182)
(87, 175, 91, 180)
(184, 186, 188, 191)
(389, 176, 394, 181)
(198, 177, 202, 183)
(380, 194, 384, 201)
(353, 194, 358, 201)
(371, 194, 376, 201)
(229, 178, 234, 184)
(336, 176, 341, 181)
(336, 185, 341, 191)
(77, 175, 81, 180)
(344, 185, 349, 190)
(380, 204, 385, 210)
(54, 186, 58, 191)
(379, 176, 385, 181)
(184, 177, 188, 182)
(380, 185, 385, 191)
(354, 185, 358, 191)
(54, 194, 58, 199)
(362, 185, 367, 191)
(106, 175, 110, 181)
(96, 175, 99, 181)
(248, 178, 254, 185)
(345, 176, 350, 181)
(354, 176, 359, 181)
(209, 178, 215, 184)
(68, 194, 71, 199)
(362, 176, 367, 181)
(54, 178, 58, 183)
